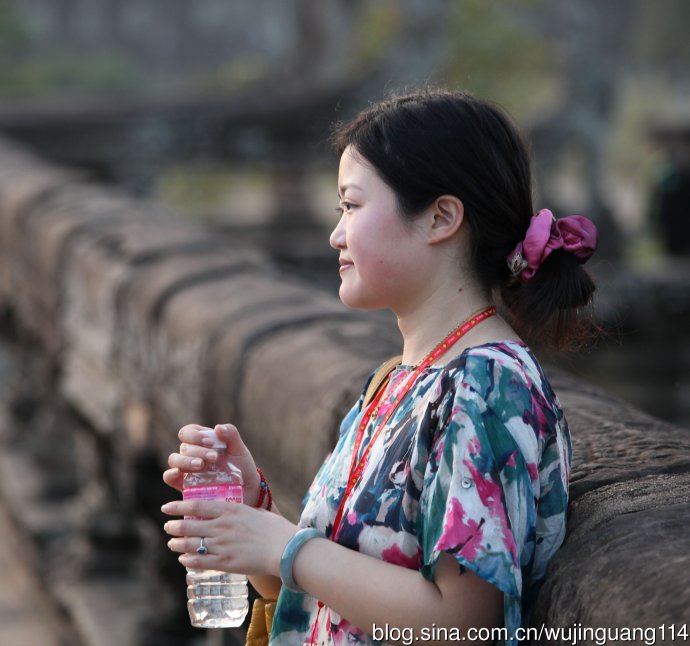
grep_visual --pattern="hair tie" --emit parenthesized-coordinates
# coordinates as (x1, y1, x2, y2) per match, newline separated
(507, 209, 598, 284)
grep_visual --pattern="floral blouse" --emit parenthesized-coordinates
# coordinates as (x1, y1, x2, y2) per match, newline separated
(269, 341, 571, 645)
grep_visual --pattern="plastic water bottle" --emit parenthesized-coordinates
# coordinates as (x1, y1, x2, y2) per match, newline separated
(182, 428, 248, 628)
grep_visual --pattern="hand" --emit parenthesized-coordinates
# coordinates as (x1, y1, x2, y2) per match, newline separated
(162, 499, 298, 577)
(163, 423, 263, 505)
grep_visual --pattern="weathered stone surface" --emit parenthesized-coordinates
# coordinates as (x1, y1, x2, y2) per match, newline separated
(526, 368, 690, 630)
(0, 497, 78, 646)
(546, 368, 690, 499)
(51, 200, 250, 433)
(115, 248, 262, 392)
(205, 278, 348, 418)
(566, 471, 690, 541)
(239, 318, 401, 516)
(0, 135, 688, 636)
(0, 170, 85, 346)
(533, 500, 690, 630)
(0, 139, 83, 239)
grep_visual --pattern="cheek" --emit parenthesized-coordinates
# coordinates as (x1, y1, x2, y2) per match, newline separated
(349, 234, 386, 273)
(348, 218, 397, 263)
(352, 237, 412, 289)
(344, 211, 424, 290)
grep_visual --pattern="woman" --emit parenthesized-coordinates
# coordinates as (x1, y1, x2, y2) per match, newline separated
(162, 88, 597, 645)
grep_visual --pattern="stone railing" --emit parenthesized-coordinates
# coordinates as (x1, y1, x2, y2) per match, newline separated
(0, 137, 688, 645)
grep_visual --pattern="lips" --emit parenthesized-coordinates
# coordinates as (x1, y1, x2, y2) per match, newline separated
(339, 259, 354, 272)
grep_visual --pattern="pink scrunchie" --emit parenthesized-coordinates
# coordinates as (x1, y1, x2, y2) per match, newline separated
(507, 209, 598, 283)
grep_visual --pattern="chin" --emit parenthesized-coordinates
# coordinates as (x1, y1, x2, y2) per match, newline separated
(338, 286, 389, 311)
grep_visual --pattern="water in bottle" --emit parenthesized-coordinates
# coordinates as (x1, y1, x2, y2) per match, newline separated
(182, 427, 249, 628)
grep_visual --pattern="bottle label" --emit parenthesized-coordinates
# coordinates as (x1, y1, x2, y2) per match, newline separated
(183, 484, 243, 504)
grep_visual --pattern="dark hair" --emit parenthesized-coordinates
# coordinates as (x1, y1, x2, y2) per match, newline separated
(330, 88, 596, 349)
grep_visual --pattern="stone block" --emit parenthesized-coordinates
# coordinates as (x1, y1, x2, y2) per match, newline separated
(238, 317, 401, 517)
(115, 247, 262, 390)
(60, 212, 233, 433)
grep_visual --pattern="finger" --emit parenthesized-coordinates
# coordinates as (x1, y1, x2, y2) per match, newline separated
(168, 449, 217, 472)
(179, 552, 225, 570)
(181, 443, 219, 462)
(167, 536, 211, 555)
(215, 423, 245, 451)
(163, 468, 182, 490)
(161, 499, 233, 519)
(167, 453, 204, 472)
(163, 518, 211, 537)
(178, 424, 217, 447)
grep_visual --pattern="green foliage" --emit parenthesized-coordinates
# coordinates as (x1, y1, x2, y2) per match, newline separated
(0, 0, 28, 52)
(157, 164, 274, 222)
(0, 52, 143, 99)
(194, 57, 269, 95)
(159, 165, 238, 211)
(351, 1, 403, 74)
(633, 0, 690, 67)
(0, 1, 144, 98)
(443, 0, 559, 118)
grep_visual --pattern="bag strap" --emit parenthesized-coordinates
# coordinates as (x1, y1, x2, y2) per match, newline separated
(362, 355, 403, 408)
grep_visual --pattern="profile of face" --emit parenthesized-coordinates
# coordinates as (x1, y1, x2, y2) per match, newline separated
(329, 146, 431, 312)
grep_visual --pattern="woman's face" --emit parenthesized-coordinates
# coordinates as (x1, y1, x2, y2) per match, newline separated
(329, 146, 430, 312)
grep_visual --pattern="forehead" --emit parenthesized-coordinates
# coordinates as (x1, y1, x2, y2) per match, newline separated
(338, 146, 382, 193)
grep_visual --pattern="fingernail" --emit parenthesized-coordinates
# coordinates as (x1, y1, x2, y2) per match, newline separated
(191, 458, 203, 467)
(161, 503, 172, 512)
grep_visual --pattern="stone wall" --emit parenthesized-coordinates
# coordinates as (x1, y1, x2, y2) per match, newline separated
(0, 136, 688, 643)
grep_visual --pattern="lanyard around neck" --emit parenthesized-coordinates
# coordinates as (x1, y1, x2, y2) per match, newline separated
(330, 305, 497, 540)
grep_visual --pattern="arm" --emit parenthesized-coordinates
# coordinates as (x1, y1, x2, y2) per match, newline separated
(290, 539, 503, 644)
(246, 500, 283, 599)
(163, 498, 503, 645)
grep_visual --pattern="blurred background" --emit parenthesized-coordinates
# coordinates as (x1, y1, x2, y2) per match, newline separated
(2, 0, 690, 426)
(0, 0, 688, 645)
(1, 0, 689, 423)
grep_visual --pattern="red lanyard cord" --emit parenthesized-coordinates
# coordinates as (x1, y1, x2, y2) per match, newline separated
(307, 306, 496, 644)
(330, 305, 496, 540)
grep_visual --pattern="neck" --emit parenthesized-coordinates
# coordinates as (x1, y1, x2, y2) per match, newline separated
(396, 280, 493, 367)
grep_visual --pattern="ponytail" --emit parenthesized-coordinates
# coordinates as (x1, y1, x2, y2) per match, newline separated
(500, 250, 597, 350)
(500, 208, 598, 349)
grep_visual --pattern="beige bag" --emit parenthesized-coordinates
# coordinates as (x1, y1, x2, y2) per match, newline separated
(362, 356, 402, 407)
(246, 597, 277, 646)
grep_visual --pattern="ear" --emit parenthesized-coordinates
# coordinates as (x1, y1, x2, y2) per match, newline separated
(427, 195, 464, 245)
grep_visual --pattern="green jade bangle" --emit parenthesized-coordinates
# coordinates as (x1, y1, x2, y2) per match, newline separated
(279, 528, 324, 593)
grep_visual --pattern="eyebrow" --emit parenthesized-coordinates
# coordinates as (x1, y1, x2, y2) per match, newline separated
(338, 183, 364, 196)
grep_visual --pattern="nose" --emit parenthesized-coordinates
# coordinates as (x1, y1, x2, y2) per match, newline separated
(329, 213, 346, 250)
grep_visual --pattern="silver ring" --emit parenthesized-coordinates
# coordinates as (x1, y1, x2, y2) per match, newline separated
(197, 537, 208, 555)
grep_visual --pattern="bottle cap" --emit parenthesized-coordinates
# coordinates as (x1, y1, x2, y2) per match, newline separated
(198, 428, 227, 450)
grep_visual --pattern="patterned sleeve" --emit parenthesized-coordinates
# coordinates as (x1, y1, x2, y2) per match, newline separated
(417, 353, 559, 637)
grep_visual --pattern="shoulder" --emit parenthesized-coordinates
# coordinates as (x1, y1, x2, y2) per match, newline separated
(437, 342, 565, 458)
(434, 343, 569, 490)
(445, 341, 558, 408)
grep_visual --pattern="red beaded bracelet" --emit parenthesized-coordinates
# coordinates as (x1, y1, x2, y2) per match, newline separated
(254, 467, 272, 512)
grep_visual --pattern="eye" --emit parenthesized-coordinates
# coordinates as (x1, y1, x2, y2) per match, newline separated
(337, 201, 355, 213)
